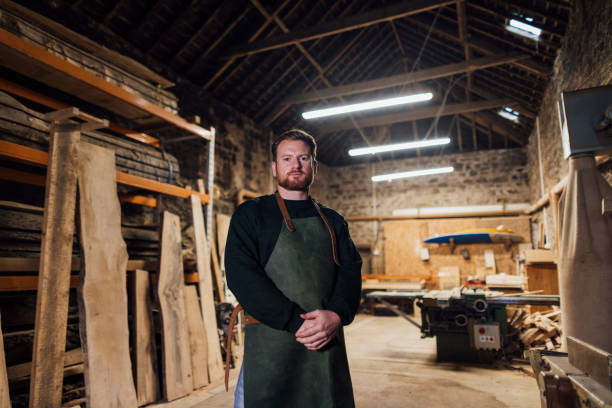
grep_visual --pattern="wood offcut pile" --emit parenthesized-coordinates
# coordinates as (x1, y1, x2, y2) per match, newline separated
(508, 308, 562, 351)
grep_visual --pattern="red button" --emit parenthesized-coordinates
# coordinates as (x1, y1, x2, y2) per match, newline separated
(479, 328, 485, 334)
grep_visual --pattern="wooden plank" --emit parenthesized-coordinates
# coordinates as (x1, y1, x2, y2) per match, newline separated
(228, 0, 454, 58)
(0, 314, 10, 407)
(284, 54, 526, 104)
(184, 285, 210, 389)
(190, 195, 224, 381)
(0, 28, 211, 140)
(322, 99, 513, 133)
(132, 270, 159, 406)
(7, 348, 83, 382)
(158, 211, 193, 400)
(28, 120, 79, 408)
(0, 140, 208, 203)
(76, 141, 137, 407)
(209, 235, 225, 303)
(215, 214, 231, 264)
(0, 78, 161, 147)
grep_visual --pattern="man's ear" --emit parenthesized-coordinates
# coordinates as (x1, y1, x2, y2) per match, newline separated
(271, 161, 277, 178)
(313, 159, 318, 175)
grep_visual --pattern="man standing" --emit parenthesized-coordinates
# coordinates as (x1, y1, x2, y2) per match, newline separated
(225, 129, 362, 407)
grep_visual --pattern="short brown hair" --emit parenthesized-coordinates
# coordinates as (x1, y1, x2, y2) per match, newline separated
(271, 129, 317, 161)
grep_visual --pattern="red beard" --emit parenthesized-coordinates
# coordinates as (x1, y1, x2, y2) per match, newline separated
(277, 171, 314, 191)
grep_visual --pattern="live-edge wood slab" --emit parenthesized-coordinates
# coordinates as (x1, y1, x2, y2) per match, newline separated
(76, 142, 137, 407)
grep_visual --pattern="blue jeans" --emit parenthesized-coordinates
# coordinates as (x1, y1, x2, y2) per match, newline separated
(234, 363, 244, 408)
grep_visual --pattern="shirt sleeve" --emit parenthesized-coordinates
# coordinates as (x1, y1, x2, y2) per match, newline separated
(325, 215, 363, 326)
(225, 203, 305, 334)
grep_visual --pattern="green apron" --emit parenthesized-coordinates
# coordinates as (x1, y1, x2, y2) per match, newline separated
(243, 215, 355, 408)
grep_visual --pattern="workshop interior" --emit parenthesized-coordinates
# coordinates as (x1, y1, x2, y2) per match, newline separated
(0, 0, 610, 407)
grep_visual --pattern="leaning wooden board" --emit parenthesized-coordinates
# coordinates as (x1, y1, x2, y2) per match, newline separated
(76, 142, 137, 407)
(158, 211, 194, 400)
(29, 118, 79, 407)
(0, 314, 10, 407)
(184, 285, 210, 389)
(191, 195, 224, 381)
(132, 269, 160, 406)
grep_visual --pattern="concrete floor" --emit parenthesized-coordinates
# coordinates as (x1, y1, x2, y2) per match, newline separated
(157, 315, 540, 407)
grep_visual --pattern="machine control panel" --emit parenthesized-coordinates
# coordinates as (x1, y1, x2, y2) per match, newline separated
(473, 322, 501, 350)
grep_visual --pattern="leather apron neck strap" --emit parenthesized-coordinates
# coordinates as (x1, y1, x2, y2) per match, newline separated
(274, 191, 340, 266)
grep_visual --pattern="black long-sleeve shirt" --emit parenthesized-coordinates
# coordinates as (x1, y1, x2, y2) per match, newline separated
(225, 194, 362, 334)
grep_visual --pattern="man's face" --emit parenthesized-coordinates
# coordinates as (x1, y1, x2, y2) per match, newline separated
(272, 139, 317, 191)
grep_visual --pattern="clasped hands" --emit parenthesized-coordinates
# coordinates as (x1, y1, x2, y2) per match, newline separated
(295, 310, 341, 351)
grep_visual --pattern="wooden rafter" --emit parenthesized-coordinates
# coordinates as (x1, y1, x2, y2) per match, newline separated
(250, 0, 366, 115)
(213, 0, 323, 94)
(284, 53, 526, 104)
(320, 98, 513, 133)
(226, 0, 456, 58)
(253, 28, 366, 122)
(170, 3, 225, 63)
(202, 0, 291, 89)
(127, 0, 165, 41)
(401, 16, 548, 76)
(187, 7, 251, 76)
(262, 30, 394, 127)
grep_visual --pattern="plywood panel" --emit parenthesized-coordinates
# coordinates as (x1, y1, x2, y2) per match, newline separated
(158, 211, 193, 401)
(132, 269, 159, 406)
(29, 122, 79, 407)
(184, 285, 210, 389)
(76, 142, 137, 407)
(525, 264, 559, 313)
(384, 217, 531, 284)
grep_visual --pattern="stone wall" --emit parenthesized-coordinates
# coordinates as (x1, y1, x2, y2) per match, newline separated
(525, 0, 612, 246)
(311, 148, 530, 247)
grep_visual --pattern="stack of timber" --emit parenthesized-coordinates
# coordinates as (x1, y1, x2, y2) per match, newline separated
(0, 4, 178, 114)
(0, 91, 179, 183)
(0, 201, 159, 260)
(509, 308, 562, 351)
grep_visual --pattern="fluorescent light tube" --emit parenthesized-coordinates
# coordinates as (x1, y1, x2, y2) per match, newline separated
(302, 92, 433, 120)
(372, 166, 454, 182)
(349, 138, 450, 156)
(506, 19, 541, 40)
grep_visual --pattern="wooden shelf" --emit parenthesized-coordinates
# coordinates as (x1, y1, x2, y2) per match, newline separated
(0, 28, 212, 140)
(0, 140, 209, 203)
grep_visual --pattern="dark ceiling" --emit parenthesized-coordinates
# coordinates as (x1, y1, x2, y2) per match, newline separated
(14, 0, 571, 165)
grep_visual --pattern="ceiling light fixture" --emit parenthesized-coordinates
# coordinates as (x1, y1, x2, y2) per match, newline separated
(498, 106, 520, 122)
(506, 18, 541, 40)
(371, 166, 454, 182)
(302, 92, 433, 120)
(349, 137, 450, 156)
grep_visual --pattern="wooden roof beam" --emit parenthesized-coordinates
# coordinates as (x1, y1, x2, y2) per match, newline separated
(226, 0, 456, 59)
(202, 0, 290, 89)
(400, 16, 548, 76)
(320, 98, 513, 133)
(284, 53, 526, 104)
